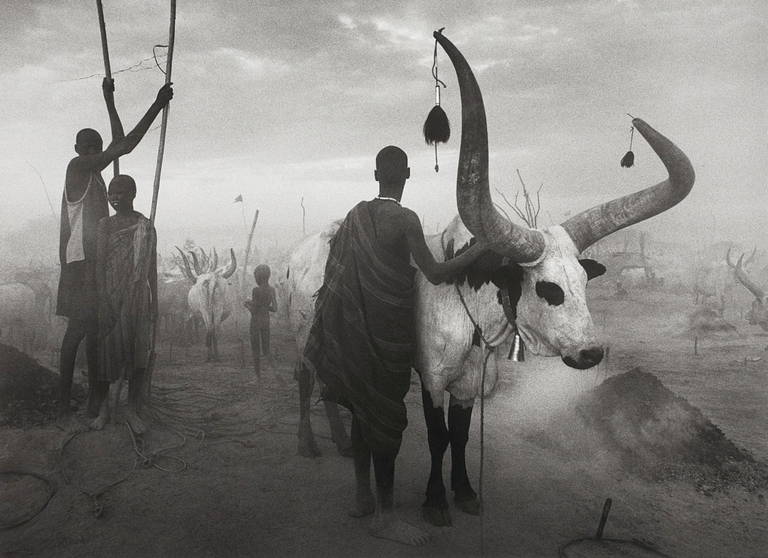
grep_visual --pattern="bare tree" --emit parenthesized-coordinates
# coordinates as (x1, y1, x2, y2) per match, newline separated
(494, 169, 543, 229)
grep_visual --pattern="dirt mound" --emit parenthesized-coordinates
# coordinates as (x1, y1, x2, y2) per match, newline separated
(687, 307, 737, 335)
(0, 343, 84, 427)
(576, 368, 768, 493)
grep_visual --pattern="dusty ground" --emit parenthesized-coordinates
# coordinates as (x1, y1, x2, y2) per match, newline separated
(1, 289, 767, 557)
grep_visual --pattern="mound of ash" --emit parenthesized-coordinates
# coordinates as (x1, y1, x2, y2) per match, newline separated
(0, 343, 84, 427)
(687, 307, 737, 335)
(576, 367, 768, 493)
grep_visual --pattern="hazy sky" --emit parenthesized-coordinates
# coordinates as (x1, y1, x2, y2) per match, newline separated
(1, 0, 766, 250)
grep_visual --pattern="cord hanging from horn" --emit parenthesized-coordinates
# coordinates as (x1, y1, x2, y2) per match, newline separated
(620, 121, 635, 168)
(423, 27, 450, 172)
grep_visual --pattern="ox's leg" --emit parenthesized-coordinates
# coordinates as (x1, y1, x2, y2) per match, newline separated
(420, 385, 452, 527)
(323, 400, 353, 457)
(448, 395, 480, 515)
(297, 364, 321, 457)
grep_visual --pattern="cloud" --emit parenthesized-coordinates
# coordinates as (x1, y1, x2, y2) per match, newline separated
(211, 48, 290, 80)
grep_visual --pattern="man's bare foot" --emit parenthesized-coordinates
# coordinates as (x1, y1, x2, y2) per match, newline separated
(369, 515, 431, 546)
(89, 413, 109, 431)
(348, 490, 375, 518)
(126, 409, 148, 435)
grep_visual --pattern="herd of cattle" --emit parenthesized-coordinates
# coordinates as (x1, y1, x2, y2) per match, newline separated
(1, 239, 767, 362)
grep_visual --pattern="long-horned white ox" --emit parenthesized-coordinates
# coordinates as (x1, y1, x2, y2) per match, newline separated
(176, 247, 237, 361)
(726, 247, 768, 330)
(289, 30, 695, 527)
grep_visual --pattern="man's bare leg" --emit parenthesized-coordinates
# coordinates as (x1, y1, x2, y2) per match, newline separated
(84, 327, 100, 416)
(89, 387, 111, 430)
(368, 449, 430, 546)
(58, 323, 85, 416)
(126, 368, 148, 434)
(348, 415, 375, 517)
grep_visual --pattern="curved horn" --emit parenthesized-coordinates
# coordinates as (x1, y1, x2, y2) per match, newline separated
(211, 247, 219, 272)
(434, 30, 545, 263)
(726, 246, 765, 299)
(189, 251, 203, 275)
(175, 246, 197, 284)
(745, 246, 757, 268)
(198, 247, 210, 272)
(561, 119, 695, 253)
(222, 248, 237, 279)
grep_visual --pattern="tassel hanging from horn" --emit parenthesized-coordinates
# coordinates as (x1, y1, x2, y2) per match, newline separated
(423, 28, 450, 172)
(621, 121, 635, 168)
(508, 331, 525, 362)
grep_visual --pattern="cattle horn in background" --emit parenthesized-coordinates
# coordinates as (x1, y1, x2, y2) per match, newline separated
(189, 250, 203, 275)
(561, 119, 694, 253)
(433, 29, 545, 263)
(222, 249, 237, 279)
(726, 246, 765, 299)
(211, 247, 219, 272)
(175, 246, 197, 284)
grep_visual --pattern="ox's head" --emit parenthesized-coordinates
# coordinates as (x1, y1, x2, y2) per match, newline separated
(435, 30, 695, 369)
(726, 247, 768, 330)
(176, 246, 238, 330)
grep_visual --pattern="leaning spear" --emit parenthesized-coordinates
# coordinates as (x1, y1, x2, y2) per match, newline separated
(96, 0, 119, 177)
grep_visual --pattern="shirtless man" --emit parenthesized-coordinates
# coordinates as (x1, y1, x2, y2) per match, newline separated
(93, 175, 157, 433)
(57, 78, 173, 418)
(303, 146, 488, 546)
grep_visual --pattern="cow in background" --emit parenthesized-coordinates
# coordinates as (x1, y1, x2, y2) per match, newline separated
(176, 247, 237, 361)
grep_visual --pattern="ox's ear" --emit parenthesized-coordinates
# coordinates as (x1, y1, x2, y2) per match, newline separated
(579, 259, 606, 281)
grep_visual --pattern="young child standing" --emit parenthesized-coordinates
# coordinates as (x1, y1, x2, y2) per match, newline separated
(244, 264, 277, 379)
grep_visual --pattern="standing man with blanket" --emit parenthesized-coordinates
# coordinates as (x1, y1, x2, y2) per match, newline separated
(56, 78, 172, 419)
(303, 146, 487, 546)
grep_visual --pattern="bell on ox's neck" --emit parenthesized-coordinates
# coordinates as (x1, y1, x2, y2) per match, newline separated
(509, 332, 525, 362)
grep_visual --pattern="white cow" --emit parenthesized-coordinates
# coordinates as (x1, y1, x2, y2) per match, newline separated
(289, 30, 695, 528)
(176, 247, 237, 361)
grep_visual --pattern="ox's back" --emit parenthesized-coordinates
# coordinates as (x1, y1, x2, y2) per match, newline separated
(283, 221, 341, 353)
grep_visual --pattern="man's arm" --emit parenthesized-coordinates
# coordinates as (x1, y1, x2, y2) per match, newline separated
(71, 83, 174, 174)
(103, 78, 124, 142)
(402, 210, 488, 285)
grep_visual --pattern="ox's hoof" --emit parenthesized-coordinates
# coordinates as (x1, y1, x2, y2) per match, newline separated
(454, 495, 482, 516)
(336, 444, 355, 458)
(298, 438, 322, 458)
(422, 502, 452, 527)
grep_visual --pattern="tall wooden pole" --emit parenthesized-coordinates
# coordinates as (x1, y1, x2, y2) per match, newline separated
(96, 0, 119, 177)
(241, 209, 260, 295)
(146, 0, 176, 399)
(149, 0, 176, 226)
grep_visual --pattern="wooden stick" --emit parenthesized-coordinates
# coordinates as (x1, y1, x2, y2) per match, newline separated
(149, 0, 176, 226)
(96, 0, 119, 177)
(146, 0, 176, 400)
(241, 209, 260, 294)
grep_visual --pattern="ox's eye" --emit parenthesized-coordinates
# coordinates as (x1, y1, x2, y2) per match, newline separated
(536, 281, 564, 306)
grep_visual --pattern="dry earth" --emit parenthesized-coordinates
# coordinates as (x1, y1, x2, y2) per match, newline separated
(1, 289, 767, 557)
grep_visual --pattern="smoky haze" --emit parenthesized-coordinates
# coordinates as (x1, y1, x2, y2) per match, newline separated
(1, 1, 766, 263)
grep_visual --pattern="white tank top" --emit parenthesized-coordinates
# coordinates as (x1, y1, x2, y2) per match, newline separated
(64, 174, 94, 264)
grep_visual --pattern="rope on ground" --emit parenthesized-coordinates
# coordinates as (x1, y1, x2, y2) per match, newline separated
(59, 425, 138, 518)
(125, 421, 188, 473)
(0, 470, 56, 530)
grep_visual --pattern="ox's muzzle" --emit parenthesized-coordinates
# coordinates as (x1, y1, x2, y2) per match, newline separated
(562, 346, 604, 370)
